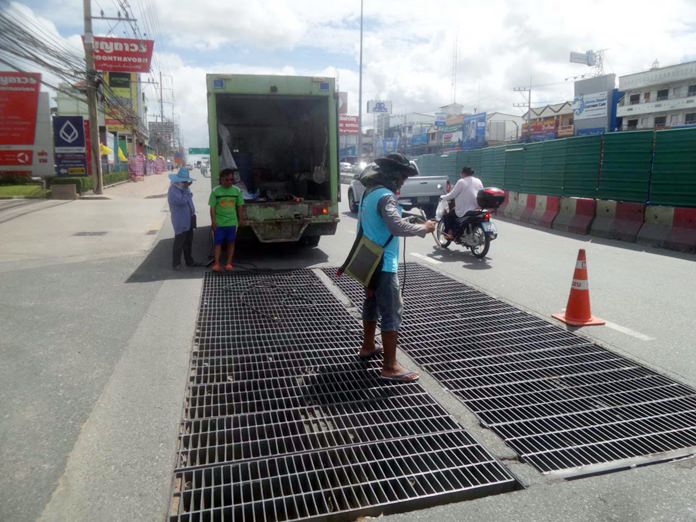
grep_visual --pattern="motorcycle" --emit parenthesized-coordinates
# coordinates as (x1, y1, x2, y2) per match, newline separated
(435, 187, 505, 259)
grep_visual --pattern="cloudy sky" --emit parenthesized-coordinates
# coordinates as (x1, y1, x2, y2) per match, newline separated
(6, 0, 696, 147)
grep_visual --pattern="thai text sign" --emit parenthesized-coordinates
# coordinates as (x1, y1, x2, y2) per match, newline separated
(0, 72, 41, 145)
(339, 115, 360, 134)
(92, 37, 154, 73)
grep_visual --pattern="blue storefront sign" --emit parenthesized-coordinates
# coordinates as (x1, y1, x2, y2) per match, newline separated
(53, 116, 87, 176)
(340, 146, 357, 158)
(576, 127, 605, 136)
(410, 133, 429, 146)
(462, 112, 487, 149)
(383, 138, 399, 154)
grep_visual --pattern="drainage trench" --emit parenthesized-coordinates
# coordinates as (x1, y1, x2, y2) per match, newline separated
(169, 270, 519, 521)
(322, 263, 696, 476)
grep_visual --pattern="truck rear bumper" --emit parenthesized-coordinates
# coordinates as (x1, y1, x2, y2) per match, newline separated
(245, 219, 338, 243)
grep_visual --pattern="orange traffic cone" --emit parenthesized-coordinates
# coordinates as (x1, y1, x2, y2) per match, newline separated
(552, 249, 605, 326)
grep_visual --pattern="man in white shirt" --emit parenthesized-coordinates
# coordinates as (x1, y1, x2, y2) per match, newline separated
(440, 166, 483, 239)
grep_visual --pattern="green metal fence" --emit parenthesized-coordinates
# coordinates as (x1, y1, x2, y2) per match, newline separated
(650, 128, 696, 207)
(413, 128, 696, 207)
(598, 130, 653, 202)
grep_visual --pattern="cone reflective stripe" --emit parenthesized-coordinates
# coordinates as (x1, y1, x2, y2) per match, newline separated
(552, 249, 605, 326)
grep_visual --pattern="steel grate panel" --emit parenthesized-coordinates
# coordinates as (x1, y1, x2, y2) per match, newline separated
(322, 265, 696, 474)
(170, 432, 516, 522)
(170, 270, 520, 520)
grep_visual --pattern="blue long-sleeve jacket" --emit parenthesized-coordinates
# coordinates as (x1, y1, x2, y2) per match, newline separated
(167, 183, 196, 235)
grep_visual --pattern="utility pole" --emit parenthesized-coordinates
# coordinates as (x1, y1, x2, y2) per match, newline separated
(83, 0, 103, 194)
(357, 0, 363, 159)
(513, 77, 533, 140)
(159, 70, 164, 122)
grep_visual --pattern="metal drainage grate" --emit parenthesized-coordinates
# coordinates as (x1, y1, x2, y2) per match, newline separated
(323, 264, 696, 476)
(169, 270, 520, 521)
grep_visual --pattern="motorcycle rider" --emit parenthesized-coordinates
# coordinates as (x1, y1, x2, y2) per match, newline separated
(440, 166, 483, 240)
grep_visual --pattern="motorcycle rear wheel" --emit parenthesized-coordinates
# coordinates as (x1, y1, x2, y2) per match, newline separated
(470, 225, 490, 258)
(436, 220, 451, 248)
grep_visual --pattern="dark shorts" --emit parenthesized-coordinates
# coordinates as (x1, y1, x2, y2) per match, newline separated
(362, 271, 403, 331)
(214, 226, 237, 245)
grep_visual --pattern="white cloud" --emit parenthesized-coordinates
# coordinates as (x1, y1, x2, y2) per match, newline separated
(7, 0, 696, 150)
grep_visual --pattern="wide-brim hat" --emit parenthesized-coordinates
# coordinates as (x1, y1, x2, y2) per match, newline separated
(374, 153, 419, 177)
(169, 167, 195, 183)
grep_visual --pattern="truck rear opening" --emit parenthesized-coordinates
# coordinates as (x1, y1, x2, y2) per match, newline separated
(208, 74, 340, 245)
(216, 94, 331, 202)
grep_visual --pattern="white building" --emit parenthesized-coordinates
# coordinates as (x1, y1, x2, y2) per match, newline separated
(617, 60, 696, 130)
(486, 112, 525, 143)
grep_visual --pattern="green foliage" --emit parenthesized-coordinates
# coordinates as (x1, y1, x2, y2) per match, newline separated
(47, 176, 93, 194)
(0, 185, 48, 198)
(103, 171, 130, 186)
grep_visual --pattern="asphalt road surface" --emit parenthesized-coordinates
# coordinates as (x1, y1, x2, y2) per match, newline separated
(1, 173, 694, 521)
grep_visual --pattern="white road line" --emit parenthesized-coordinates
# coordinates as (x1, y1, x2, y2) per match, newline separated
(410, 252, 442, 265)
(604, 321, 655, 342)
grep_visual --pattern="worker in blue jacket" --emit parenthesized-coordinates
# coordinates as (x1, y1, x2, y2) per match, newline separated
(167, 168, 199, 270)
(356, 153, 436, 382)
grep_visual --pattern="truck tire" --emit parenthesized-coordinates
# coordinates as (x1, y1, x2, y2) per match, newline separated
(300, 235, 320, 247)
(348, 189, 359, 213)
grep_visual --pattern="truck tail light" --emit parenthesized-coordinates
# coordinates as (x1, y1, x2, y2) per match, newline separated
(312, 206, 330, 216)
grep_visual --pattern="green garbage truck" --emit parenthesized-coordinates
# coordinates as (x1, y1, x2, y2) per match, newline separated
(206, 73, 340, 246)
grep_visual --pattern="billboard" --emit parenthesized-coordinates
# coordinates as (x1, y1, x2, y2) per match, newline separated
(339, 115, 360, 134)
(338, 92, 348, 115)
(573, 91, 608, 120)
(91, 37, 154, 73)
(435, 112, 447, 127)
(104, 72, 137, 133)
(410, 133, 429, 146)
(0, 72, 41, 146)
(53, 116, 87, 176)
(367, 100, 392, 113)
(462, 112, 487, 149)
(382, 138, 399, 153)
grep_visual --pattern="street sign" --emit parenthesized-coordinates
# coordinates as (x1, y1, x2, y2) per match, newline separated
(91, 37, 154, 73)
(53, 115, 87, 176)
(0, 150, 33, 165)
(0, 72, 41, 146)
(367, 100, 392, 113)
(339, 115, 359, 134)
(188, 148, 210, 154)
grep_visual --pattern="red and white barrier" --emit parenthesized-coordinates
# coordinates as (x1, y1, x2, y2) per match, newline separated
(518, 194, 537, 223)
(552, 198, 596, 234)
(528, 195, 561, 228)
(638, 206, 696, 253)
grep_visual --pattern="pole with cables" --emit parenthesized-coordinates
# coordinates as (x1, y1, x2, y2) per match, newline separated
(83, 0, 104, 194)
(357, 0, 363, 159)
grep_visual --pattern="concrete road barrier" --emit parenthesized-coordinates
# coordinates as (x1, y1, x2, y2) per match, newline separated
(518, 194, 537, 223)
(553, 197, 596, 234)
(502, 191, 519, 218)
(614, 202, 646, 242)
(590, 200, 617, 239)
(639, 206, 696, 253)
(529, 195, 560, 228)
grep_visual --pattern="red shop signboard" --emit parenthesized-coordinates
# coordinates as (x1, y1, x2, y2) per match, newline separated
(0, 72, 41, 146)
(90, 37, 154, 73)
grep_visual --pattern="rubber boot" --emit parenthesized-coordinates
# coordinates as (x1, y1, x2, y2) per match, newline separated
(360, 320, 378, 357)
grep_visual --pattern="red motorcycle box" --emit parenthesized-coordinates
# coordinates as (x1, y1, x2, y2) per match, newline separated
(477, 187, 505, 209)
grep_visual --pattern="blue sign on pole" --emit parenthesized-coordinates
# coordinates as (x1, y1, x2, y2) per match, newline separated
(462, 113, 487, 149)
(53, 115, 87, 176)
(53, 116, 86, 150)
